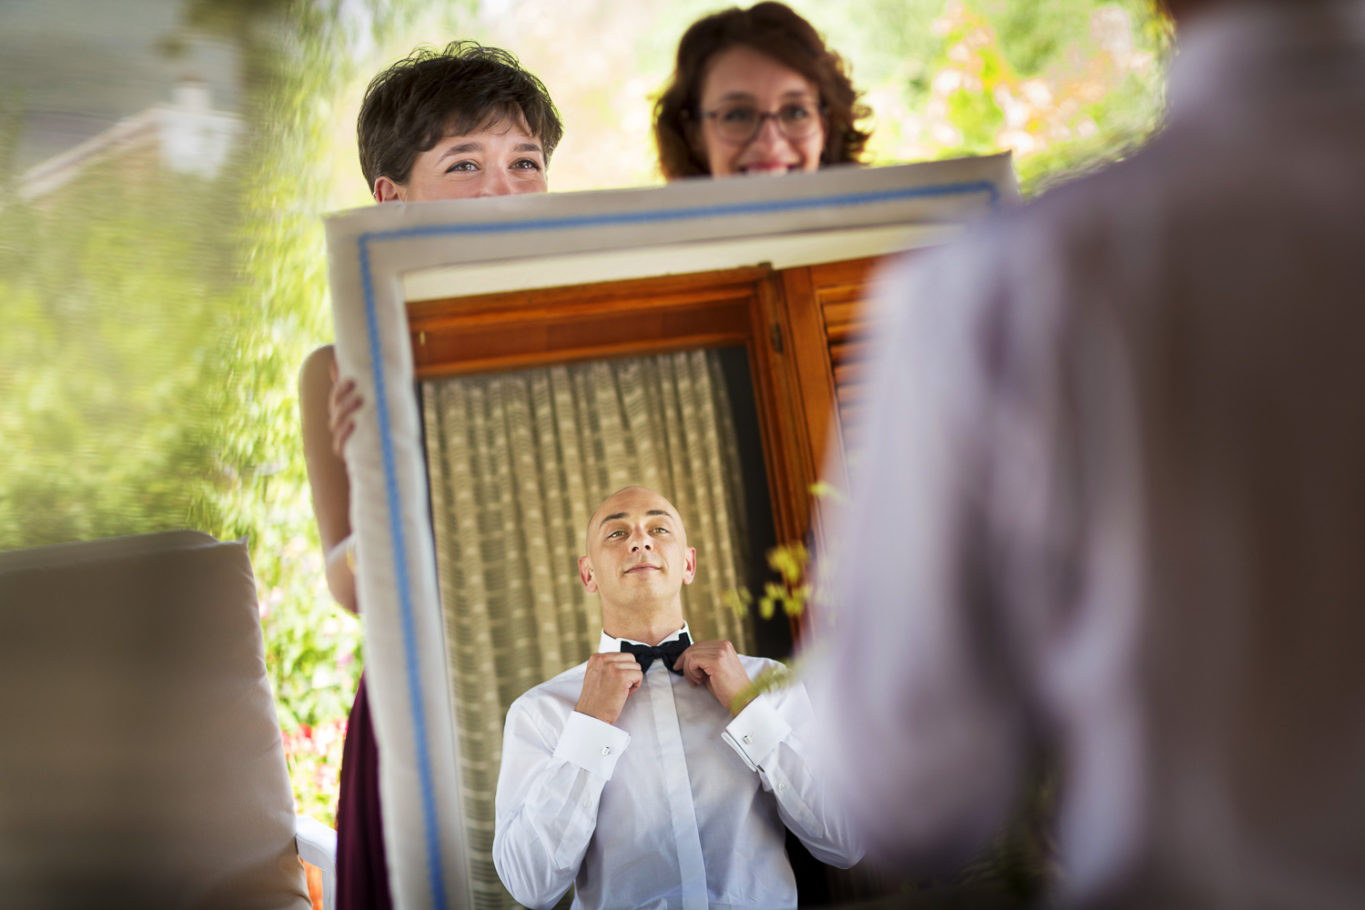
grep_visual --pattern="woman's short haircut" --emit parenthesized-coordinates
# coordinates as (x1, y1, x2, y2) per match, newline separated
(653, 2, 871, 180)
(357, 41, 563, 190)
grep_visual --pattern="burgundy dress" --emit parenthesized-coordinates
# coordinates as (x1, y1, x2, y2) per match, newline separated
(336, 674, 392, 910)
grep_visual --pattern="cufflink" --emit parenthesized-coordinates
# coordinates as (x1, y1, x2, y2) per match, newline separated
(742, 734, 752, 745)
(601, 745, 612, 756)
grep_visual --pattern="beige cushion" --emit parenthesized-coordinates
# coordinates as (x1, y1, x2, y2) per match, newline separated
(0, 531, 310, 909)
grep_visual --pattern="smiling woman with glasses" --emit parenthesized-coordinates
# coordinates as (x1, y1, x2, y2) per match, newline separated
(653, 1, 871, 179)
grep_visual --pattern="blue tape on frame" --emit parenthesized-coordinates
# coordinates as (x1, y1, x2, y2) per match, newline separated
(359, 243, 450, 910)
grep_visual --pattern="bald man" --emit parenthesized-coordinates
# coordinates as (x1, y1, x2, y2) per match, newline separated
(810, 1, 1365, 907)
(492, 486, 859, 910)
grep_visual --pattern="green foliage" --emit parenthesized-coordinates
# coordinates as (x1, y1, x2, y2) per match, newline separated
(0, 162, 235, 548)
(216, 0, 378, 819)
(828, 0, 1169, 195)
(0, 0, 394, 823)
(217, 0, 479, 820)
(724, 540, 812, 623)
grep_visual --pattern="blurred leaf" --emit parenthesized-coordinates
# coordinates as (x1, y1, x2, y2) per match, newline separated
(731, 661, 794, 715)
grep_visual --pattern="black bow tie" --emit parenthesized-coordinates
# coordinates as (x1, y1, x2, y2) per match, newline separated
(620, 632, 691, 674)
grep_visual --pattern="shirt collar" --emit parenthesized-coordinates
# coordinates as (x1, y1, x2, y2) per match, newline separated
(1168, 1, 1365, 122)
(598, 622, 692, 653)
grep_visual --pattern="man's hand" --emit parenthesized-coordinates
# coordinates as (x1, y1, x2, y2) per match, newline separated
(675, 640, 752, 715)
(575, 652, 644, 724)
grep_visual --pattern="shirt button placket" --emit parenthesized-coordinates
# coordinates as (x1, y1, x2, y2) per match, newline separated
(650, 661, 707, 909)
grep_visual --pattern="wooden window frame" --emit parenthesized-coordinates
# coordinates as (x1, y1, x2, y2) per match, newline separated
(407, 257, 881, 556)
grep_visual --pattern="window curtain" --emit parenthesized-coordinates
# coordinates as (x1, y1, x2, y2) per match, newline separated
(421, 348, 753, 909)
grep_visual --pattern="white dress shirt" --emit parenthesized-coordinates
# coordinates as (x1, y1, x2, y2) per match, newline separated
(493, 624, 860, 909)
(810, 3, 1365, 908)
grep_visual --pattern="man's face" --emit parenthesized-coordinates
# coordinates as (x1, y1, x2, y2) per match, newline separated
(579, 486, 697, 610)
(373, 114, 548, 202)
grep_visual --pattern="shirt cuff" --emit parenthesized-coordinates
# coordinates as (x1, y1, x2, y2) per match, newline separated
(721, 694, 791, 772)
(553, 710, 631, 779)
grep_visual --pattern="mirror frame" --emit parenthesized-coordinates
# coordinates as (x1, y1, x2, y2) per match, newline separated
(324, 155, 1017, 910)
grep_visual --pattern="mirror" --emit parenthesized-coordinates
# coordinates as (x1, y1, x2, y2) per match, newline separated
(324, 154, 1016, 909)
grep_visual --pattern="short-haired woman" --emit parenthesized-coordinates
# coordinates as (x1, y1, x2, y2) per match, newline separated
(298, 41, 562, 910)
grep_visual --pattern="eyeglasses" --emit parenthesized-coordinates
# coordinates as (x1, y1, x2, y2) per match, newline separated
(699, 101, 823, 145)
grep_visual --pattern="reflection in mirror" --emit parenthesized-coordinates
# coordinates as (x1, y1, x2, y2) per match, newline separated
(327, 156, 1019, 907)
(421, 348, 758, 905)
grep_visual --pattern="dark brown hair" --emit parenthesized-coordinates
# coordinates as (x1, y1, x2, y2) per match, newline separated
(357, 41, 563, 190)
(653, 2, 871, 179)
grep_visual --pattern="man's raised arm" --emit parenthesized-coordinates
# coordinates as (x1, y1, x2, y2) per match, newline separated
(492, 655, 641, 908)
